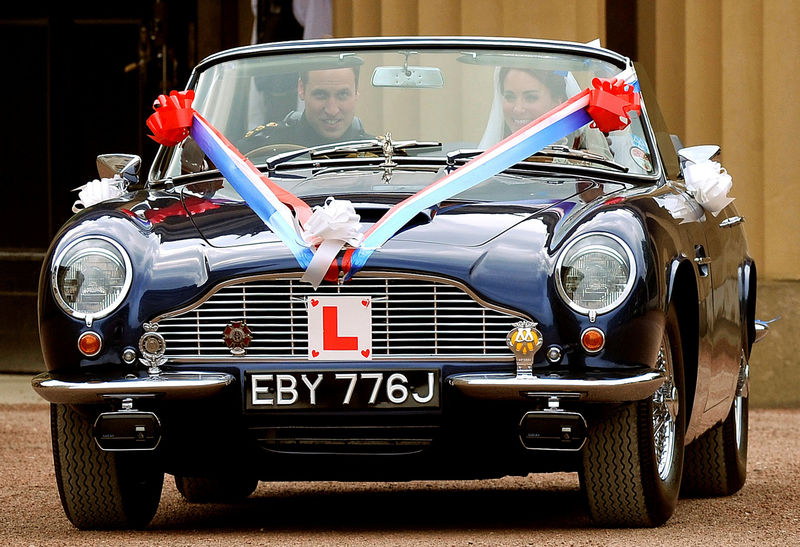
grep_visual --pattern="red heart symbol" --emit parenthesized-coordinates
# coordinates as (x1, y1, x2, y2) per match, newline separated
(311, 350, 319, 357)
(310, 299, 319, 307)
(361, 299, 370, 307)
(361, 349, 370, 358)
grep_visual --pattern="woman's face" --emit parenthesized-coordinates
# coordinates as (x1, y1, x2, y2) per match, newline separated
(502, 69, 559, 133)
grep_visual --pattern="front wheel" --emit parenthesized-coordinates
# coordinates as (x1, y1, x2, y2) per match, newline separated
(51, 404, 164, 529)
(580, 306, 686, 527)
(681, 349, 749, 496)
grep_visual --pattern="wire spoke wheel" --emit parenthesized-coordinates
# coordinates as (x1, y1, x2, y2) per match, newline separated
(580, 304, 685, 527)
(652, 341, 679, 481)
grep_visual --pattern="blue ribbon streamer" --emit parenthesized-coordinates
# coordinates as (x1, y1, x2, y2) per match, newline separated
(346, 107, 593, 277)
(190, 119, 314, 268)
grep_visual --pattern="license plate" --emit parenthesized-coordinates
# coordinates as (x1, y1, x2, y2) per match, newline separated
(246, 370, 439, 410)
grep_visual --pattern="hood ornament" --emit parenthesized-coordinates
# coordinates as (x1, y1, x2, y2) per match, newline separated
(378, 132, 397, 182)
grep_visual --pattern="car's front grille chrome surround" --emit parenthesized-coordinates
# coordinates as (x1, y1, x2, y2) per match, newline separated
(152, 273, 528, 361)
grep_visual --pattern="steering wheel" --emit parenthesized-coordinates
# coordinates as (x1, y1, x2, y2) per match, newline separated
(244, 143, 307, 161)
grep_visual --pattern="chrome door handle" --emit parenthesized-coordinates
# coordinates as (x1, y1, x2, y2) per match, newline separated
(720, 216, 745, 228)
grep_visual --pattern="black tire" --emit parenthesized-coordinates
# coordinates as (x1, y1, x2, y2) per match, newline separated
(682, 350, 748, 496)
(579, 306, 686, 527)
(51, 404, 164, 529)
(175, 474, 258, 503)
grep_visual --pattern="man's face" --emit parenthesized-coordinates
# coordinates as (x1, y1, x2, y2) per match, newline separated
(298, 68, 358, 139)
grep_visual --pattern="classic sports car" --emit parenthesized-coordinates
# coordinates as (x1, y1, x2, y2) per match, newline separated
(33, 36, 764, 529)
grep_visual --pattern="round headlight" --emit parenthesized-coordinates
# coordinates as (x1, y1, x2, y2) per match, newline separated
(51, 236, 132, 320)
(555, 233, 636, 315)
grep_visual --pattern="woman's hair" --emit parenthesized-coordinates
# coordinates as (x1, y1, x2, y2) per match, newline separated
(499, 67, 567, 101)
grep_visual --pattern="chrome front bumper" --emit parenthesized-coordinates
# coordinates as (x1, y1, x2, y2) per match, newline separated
(31, 371, 235, 405)
(448, 370, 666, 402)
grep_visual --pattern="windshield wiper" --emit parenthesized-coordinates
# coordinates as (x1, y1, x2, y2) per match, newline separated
(263, 140, 377, 173)
(309, 139, 442, 159)
(532, 145, 629, 172)
(262, 139, 442, 173)
(444, 145, 628, 173)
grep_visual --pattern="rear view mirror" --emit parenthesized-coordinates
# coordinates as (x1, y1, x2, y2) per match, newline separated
(371, 66, 443, 88)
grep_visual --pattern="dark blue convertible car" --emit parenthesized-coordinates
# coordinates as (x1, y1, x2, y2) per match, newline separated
(33, 36, 763, 528)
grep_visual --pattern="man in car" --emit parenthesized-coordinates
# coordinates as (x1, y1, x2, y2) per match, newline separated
(245, 66, 370, 149)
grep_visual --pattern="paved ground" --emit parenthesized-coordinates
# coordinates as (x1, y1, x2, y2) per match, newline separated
(2, 374, 799, 546)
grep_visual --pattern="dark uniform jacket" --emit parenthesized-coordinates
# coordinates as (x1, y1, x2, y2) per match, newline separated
(244, 111, 371, 151)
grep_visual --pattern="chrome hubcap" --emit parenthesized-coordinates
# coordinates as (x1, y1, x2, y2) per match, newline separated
(652, 339, 678, 480)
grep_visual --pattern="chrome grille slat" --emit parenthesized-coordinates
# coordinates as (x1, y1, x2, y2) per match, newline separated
(156, 275, 526, 360)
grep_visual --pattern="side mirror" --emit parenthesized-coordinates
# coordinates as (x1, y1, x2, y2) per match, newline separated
(96, 154, 141, 185)
(371, 66, 444, 88)
(677, 145, 720, 176)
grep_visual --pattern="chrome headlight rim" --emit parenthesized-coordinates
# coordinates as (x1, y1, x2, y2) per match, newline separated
(51, 235, 133, 321)
(554, 231, 637, 316)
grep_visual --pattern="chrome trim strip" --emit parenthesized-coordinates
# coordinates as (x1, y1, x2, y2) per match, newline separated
(196, 36, 632, 73)
(31, 371, 235, 405)
(719, 216, 745, 228)
(164, 355, 514, 363)
(151, 271, 529, 323)
(447, 370, 665, 402)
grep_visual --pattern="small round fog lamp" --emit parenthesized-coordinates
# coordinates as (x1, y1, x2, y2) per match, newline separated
(581, 327, 605, 354)
(78, 331, 102, 356)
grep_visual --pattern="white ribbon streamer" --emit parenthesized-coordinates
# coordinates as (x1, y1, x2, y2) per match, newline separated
(300, 197, 363, 288)
(71, 175, 126, 213)
(683, 160, 735, 216)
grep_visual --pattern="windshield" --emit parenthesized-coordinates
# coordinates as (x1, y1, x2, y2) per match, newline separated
(160, 47, 656, 181)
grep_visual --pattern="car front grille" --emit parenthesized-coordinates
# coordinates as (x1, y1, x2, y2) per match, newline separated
(153, 274, 526, 361)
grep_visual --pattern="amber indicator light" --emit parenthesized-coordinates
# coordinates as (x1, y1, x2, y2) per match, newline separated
(78, 332, 102, 356)
(581, 327, 605, 353)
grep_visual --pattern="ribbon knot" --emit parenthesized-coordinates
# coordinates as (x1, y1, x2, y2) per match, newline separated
(146, 90, 195, 146)
(586, 78, 641, 133)
(300, 198, 363, 288)
(302, 197, 363, 247)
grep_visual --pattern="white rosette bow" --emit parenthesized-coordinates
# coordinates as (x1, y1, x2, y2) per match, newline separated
(683, 159, 735, 217)
(300, 197, 363, 288)
(72, 175, 126, 213)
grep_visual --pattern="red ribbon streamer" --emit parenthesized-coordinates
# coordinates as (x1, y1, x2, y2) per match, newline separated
(145, 90, 313, 225)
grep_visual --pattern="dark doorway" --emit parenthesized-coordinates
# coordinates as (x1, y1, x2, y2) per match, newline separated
(0, 1, 196, 371)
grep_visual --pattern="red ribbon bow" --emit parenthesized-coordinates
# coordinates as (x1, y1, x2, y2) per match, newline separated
(585, 78, 641, 134)
(146, 90, 196, 146)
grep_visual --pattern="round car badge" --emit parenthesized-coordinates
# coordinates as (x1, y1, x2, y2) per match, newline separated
(223, 321, 253, 355)
(506, 321, 543, 357)
(138, 331, 166, 359)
